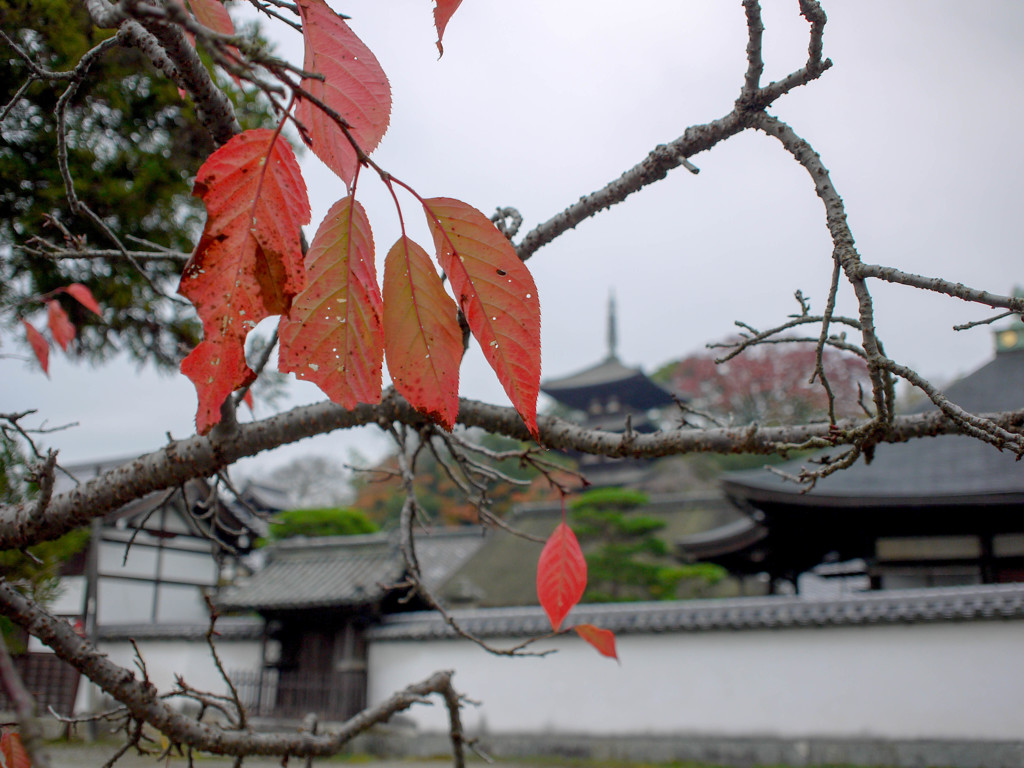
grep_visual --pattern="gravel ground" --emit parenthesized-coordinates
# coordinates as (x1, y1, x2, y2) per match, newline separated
(44, 743, 482, 768)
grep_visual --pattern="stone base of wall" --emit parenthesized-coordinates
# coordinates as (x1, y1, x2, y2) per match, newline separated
(351, 727, 1024, 768)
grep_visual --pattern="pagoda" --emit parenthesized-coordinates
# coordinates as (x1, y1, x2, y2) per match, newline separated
(540, 293, 676, 485)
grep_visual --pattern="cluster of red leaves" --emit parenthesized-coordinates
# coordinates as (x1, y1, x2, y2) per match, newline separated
(177, 0, 540, 439)
(21, 284, 102, 376)
(537, 513, 619, 661)
(173, 0, 617, 662)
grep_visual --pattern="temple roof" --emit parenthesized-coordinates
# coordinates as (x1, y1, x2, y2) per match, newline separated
(540, 292, 677, 414)
(723, 345, 1024, 507)
(541, 355, 676, 412)
(368, 582, 1024, 640)
(215, 529, 485, 613)
(676, 334, 1024, 580)
(57, 456, 269, 548)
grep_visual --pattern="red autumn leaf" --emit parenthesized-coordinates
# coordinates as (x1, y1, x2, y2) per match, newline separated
(279, 195, 383, 409)
(423, 197, 541, 439)
(0, 729, 31, 768)
(536, 521, 587, 632)
(573, 623, 619, 661)
(62, 283, 102, 316)
(242, 389, 255, 412)
(185, 0, 234, 37)
(433, 0, 464, 56)
(179, 128, 310, 434)
(46, 300, 75, 351)
(294, 0, 391, 187)
(22, 320, 49, 376)
(382, 236, 463, 429)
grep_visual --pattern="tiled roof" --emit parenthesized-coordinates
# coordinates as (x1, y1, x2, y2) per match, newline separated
(724, 347, 1024, 505)
(99, 617, 264, 641)
(215, 529, 486, 612)
(367, 583, 1024, 640)
(541, 356, 676, 412)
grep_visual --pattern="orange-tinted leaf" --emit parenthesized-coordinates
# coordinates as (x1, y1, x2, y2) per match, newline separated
(536, 521, 586, 632)
(179, 128, 310, 434)
(383, 236, 462, 429)
(433, 0, 464, 56)
(46, 300, 75, 352)
(423, 198, 540, 438)
(1, 729, 32, 768)
(185, 0, 234, 37)
(573, 623, 619, 661)
(63, 283, 102, 316)
(22, 320, 49, 376)
(295, 0, 391, 186)
(279, 196, 383, 409)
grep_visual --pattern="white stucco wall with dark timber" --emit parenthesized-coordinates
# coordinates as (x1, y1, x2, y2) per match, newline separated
(75, 638, 263, 714)
(368, 620, 1024, 741)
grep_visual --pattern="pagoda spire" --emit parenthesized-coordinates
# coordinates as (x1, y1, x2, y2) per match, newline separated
(607, 290, 618, 361)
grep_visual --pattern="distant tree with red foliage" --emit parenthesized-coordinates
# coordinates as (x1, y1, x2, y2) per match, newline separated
(666, 339, 872, 426)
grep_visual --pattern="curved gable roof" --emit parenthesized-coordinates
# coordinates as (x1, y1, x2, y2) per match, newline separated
(724, 348, 1024, 506)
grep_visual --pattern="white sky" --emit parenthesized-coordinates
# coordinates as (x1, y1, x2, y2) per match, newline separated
(4, 1, 1023, 477)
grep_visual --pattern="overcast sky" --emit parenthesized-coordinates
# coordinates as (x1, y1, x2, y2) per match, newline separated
(5, 1, 1023, 478)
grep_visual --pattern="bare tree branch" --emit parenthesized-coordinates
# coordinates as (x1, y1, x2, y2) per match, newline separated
(1, 390, 1021, 551)
(0, 578, 465, 761)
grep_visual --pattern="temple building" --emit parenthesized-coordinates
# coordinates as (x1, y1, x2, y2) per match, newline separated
(679, 317, 1024, 593)
(540, 293, 677, 486)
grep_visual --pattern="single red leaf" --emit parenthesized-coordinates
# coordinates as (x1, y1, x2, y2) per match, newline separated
(382, 236, 463, 429)
(536, 521, 587, 632)
(573, 623, 619, 661)
(179, 128, 310, 434)
(1, 729, 32, 768)
(423, 197, 541, 439)
(433, 0, 464, 56)
(279, 195, 383, 409)
(46, 300, 75, 352)
(294, 0, 391, 186)
(22, 320, 49, 376)
(183, 0, 243, 86)
(185, 0, 234, 37)
(62, 283, 102, 316)
(180, 340, 255, 433)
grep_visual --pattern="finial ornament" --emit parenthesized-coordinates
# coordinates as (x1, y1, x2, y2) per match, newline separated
(607, 290, 618, 360)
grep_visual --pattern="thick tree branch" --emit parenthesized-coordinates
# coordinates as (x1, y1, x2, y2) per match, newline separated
(0, 578, 464, 761)
(1, 391, 1021, 551)
(84, 0, 241, 145)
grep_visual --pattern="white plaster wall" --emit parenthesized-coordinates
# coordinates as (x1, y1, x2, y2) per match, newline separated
(79, 638, 263, 713)
(368, 622, 1024, 741)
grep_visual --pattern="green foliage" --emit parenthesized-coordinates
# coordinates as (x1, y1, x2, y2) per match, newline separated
(0, 433, 31, 506)
(0, 435, 90, 649)
(0, 528, 90, 604)
(0, 0, 276, 368)
(264, 507, 379, 543)
(570, 487, 724, 602)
